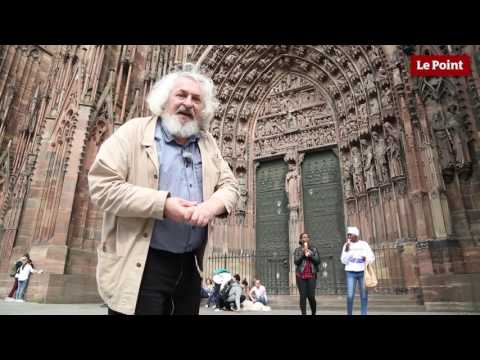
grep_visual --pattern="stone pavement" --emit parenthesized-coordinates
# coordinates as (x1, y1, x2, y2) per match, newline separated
(1, 300, 477, 315)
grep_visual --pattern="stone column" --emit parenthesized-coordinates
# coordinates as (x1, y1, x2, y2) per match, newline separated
(288, 206, 299, 291)
(284, 152, 302, 293)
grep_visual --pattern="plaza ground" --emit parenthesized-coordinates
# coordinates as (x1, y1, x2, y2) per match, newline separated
(1, 300, 477, 315)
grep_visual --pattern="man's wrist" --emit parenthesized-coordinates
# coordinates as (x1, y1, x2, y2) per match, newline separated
(162, 192, 172, 218)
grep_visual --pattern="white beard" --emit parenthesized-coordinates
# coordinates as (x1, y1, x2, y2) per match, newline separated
(162, 113, 200, 139)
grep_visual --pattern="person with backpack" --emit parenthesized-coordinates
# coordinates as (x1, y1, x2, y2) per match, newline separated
(4, 255, 28, 302)
(212, 270, 232, 311)
(15, 258, 44, 302)
(222, 274, 246, 312)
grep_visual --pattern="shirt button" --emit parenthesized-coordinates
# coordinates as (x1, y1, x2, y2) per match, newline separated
(153, 174, 158, 179)
(136, 263, 142, 268)
(143, 232, 148, 237)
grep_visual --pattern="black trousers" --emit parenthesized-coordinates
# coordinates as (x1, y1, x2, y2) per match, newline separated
(296, 275, 317, 315)
(109, 247, 201, 315)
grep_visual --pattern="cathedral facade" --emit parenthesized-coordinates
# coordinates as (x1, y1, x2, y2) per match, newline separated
(0, 45, 479, 311)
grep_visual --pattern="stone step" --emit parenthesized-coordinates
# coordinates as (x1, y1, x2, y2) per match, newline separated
(266, 295, 425, 312)
(268, 295, 418, 303)
(271, 299, 419, 306)
(268, 304, 426, 311)
(202, 293, 425, 312)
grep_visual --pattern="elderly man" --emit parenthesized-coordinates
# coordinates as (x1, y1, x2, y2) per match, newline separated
(88, 64, 239, 315)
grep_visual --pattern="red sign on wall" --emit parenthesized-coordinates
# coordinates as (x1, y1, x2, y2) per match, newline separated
(410, 55, 471, 77)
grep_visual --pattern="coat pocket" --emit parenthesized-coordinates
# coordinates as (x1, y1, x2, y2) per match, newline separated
(96, 248, 123, 301)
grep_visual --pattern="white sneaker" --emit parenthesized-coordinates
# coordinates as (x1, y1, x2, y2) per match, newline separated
(4, 297, 14, 302)
(214, 308, 221, 312)
(15, 299, 24, 303)
(205, 304, 209, 308)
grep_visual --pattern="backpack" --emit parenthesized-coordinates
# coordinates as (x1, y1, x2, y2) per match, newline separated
(220, 280, 233, 301)
(9, 261, 22, 278)
(213, 268, 229, 275)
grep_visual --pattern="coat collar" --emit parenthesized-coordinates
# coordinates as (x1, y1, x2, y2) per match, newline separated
(141, 116, 157, 147)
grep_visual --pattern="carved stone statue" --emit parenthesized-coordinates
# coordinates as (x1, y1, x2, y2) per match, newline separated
(371, 131, 389, 183)
(445, 104, 471, 168)
(432, 111, 454, 171)
(370, 97, 380, 115)
(285, 162, 301, 210)
(254, 141, 262, 156)
(342, 153, 354, 199)
(365, 72, 376, 93)
(237, 178, 248, 213)
(263, 121, 273, 136)
(358, 102, 367, 119)
(384, 122, 404, 178)
(93, 120, 107, 146)
(361, 139, 377, 189)
(271, 119, 284, 135)
(223, 142, 233, 158)
(297, 112, 306, 128)
(338, 123, 347, 141)
(286, 110, 297, 129)
(256, 121, 265, 138)
(375, 67, 387, 84)
(351, 146, 365, 194)
(381, 87, 392, 108)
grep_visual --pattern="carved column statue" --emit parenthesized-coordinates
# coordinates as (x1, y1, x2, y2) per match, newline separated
(236, 176, 248, 215)
(351, 145, 365, 194)
(285, 163, 300, 210)
(432, 110, 455, 173)
(445, 103, 471, 169)
(285, 158, 302, 293)
(361, 139, 377, 189)
(384, 122, 404, 178)
(342, 152, 354, 199)
(371, 131, 389, 184)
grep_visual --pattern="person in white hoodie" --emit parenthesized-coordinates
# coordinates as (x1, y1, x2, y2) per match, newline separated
(15, 258, 43, 302)
(340, 226, 375, 315)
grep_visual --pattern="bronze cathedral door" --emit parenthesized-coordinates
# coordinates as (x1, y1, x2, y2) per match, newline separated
(255, 159, 290, 294)
(302, 150, 346, 294)
(255, 150, 346, 295)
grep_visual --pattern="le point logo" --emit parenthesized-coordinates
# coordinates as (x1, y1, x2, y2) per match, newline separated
(410, 54, 471, 77)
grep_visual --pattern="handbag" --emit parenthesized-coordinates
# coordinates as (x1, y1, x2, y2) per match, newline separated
(364, 263, 378, 288)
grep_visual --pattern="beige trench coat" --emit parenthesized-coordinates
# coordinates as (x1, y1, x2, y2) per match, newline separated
(88, 116, 239, 314)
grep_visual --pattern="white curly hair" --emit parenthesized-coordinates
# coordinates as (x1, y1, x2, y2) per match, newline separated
(146, 63, 218, 129)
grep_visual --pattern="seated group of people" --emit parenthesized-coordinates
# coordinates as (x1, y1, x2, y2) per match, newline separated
(201, 271, 268, 312)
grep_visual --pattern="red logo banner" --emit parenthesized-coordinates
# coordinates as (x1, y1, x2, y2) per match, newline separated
(410, 55, 471, 77)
